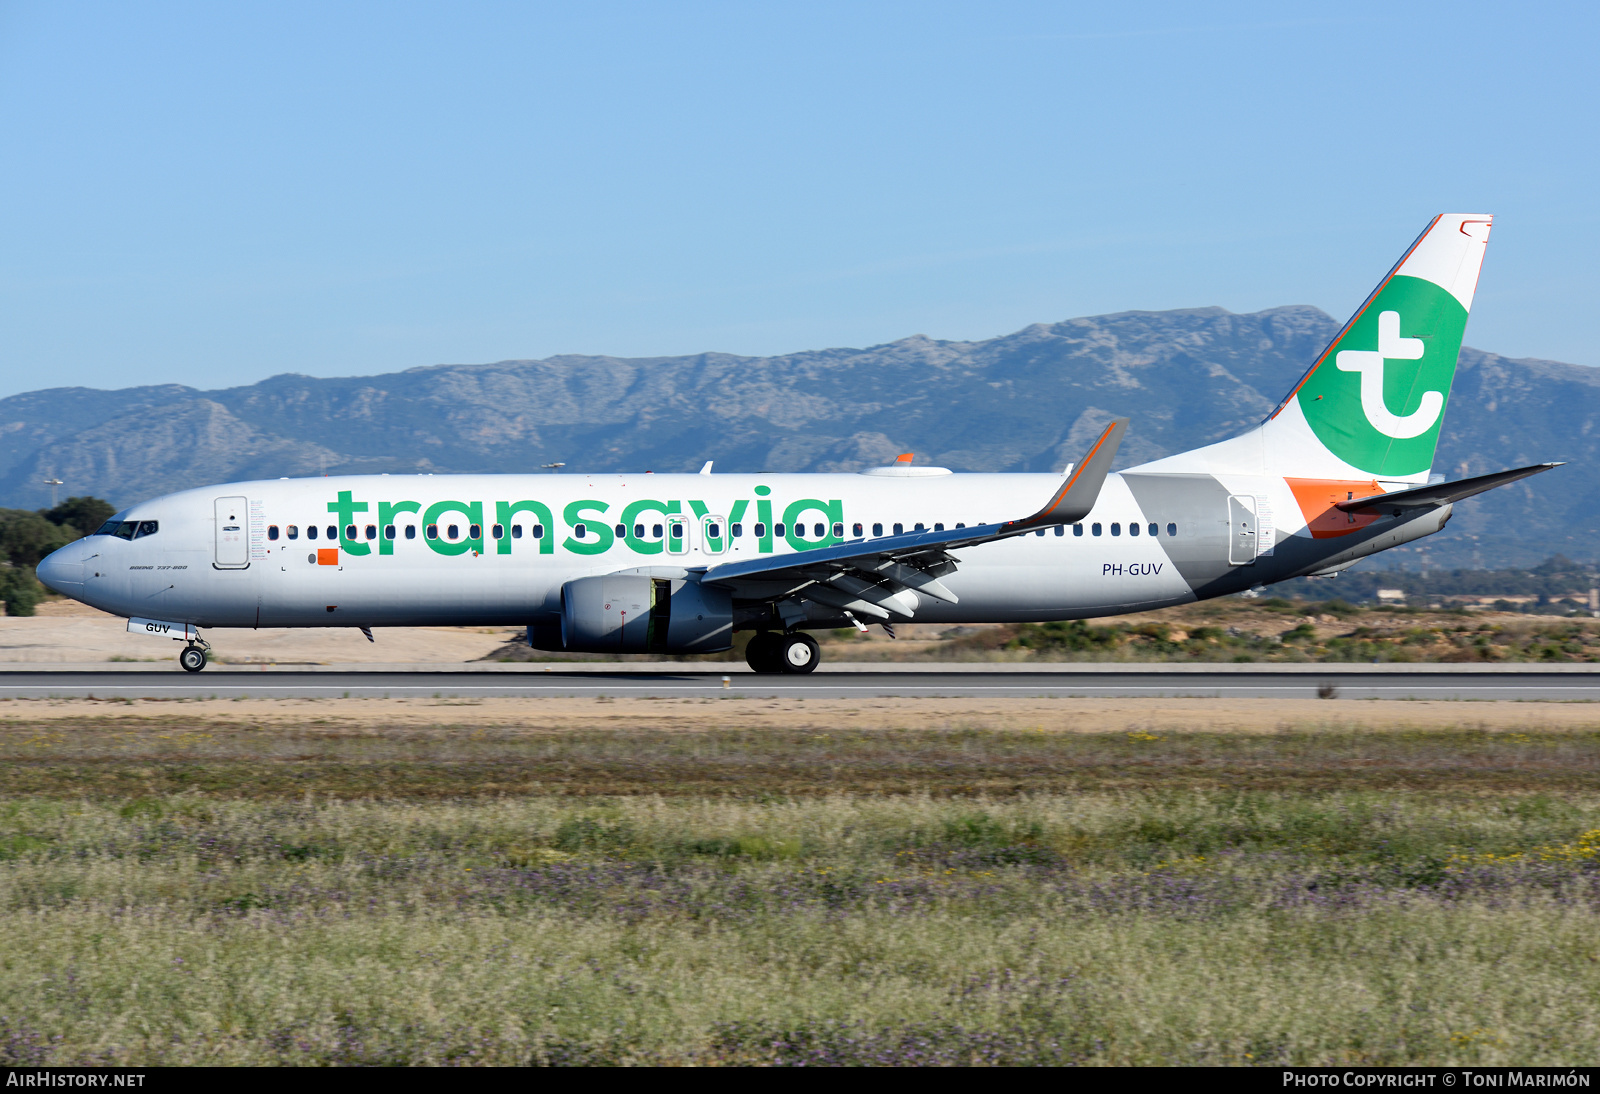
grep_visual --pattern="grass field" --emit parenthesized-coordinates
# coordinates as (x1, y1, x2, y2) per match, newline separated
(2, 701, 1600, 1065)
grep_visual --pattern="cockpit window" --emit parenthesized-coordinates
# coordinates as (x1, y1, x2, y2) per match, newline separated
(88, 518, 155, 540)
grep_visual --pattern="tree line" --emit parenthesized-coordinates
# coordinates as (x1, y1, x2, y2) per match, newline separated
(0, 497, 116, 616)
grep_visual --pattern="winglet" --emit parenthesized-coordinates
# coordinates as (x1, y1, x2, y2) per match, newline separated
(1009, 418, 1129, 530)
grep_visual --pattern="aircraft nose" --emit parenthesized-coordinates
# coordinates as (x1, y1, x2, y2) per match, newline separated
(35, 546, 83, 593)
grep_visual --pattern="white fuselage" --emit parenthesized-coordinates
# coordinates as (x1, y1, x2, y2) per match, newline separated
(40, 467, 1447, 632)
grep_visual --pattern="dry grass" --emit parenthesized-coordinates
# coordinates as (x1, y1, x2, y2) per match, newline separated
(1, 700, 1600, 798)
(4, 788, 1600, 1064)
(3, 700, 1600, 1065)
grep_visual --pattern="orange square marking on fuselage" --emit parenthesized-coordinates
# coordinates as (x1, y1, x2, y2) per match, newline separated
(1285, 478, 1384, 539)
(317, 548, 340, 566)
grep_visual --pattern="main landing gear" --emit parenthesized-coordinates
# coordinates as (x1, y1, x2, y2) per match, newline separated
(179, 644, 208, 673)
(744, 631, 820, 675)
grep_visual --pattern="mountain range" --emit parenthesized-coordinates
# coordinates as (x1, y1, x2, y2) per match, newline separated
(3, 304, 1595, 569)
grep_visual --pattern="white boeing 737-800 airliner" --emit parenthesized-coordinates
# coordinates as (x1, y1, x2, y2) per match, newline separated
(37, 214, 1557, 674)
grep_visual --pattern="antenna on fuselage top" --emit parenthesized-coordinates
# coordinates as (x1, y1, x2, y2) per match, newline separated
(542, 463, 565, 473)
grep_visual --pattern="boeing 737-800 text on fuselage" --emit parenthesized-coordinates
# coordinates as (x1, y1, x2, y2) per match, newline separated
(36, 215, 1558, 673)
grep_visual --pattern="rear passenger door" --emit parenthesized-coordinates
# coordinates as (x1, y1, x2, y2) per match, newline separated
(1227, 495, 1258, 566)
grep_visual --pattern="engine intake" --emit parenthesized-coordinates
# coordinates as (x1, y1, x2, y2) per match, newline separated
(537, 574, 732, 654)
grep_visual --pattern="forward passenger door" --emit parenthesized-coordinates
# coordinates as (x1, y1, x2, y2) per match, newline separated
(214, 496, 249, 569)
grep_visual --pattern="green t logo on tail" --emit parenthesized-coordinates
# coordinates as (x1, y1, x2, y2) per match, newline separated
(1297, 274, 1468, 477)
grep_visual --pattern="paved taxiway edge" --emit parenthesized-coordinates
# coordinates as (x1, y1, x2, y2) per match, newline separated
(2, 662, 1596, 674)
(0, 665, 1596, 700)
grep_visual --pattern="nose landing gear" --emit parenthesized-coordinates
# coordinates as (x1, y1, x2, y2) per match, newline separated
(744, 631, 820, 674)
(176, 630, 212, 673)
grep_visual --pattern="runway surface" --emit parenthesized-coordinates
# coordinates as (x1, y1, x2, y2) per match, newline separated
(1, 666, 1597, 700)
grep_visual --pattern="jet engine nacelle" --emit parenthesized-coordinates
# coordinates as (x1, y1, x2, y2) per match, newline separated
(537, 573, 733, 654)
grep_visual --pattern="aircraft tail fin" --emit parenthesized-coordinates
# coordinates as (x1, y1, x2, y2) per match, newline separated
(1130, 214, 1492, 483)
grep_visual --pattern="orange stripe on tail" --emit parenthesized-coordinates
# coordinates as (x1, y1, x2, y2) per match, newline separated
(1285, 478, 1385, 538)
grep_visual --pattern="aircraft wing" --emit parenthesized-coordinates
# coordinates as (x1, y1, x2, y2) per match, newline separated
(699, 419, 1127, 621)
(1335, 462, 1561, 514)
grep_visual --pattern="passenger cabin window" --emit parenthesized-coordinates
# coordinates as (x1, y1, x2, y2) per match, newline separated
(794, 524, 806, 540)
(425, 525, 438, 540)
(670, 524, 683, 539)
(814, 523, 825, 538)
(268, 525, 280, 541)
(934, 523, 944, 532)
(469, 524, 481, 540)
(385, 525, 396, 540)
(326, 525, 336, 540)
(511, 525, 522, 539)
(732, 523, 743, 538)
(287, 525, 299, 539)
(633, 524, 645, 539)
(307, 526, 318, 540)
(531, 524, 544, 539)
(753, 523, 765, 538)
(492, 524, 504, 540)
(1092, 523, 1102, 536)
(774, 523, 785, 537)
(1054, 526, 1064, 536)
(1073, 524, 1083, 536)
(1166, 522, 1177, 537)
(914, 523, 925, 532)
(652, 523, 664, 539)
(345, 524, 357, 541)
(707, 523, 721, 539)
(1111, 523, 1121, 536)
(872, 523, 883, 536)
(451, 525, 464, 540)
(365, 525, 377, 540)
(1149, 522, 1159, 537)
(956, 523, 966, 529)
(833, 523, 844, 538)
(852, 523, 863, 537)
(405, 525, 417, 539)
(893, 523, 904, 535)
(615, 524, 626, 538)
(1129, 523, 1140, 537)
(1035, 528, 1045, 537)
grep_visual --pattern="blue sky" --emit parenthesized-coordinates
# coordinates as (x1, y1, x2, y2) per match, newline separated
(1, 1, 1596, 397)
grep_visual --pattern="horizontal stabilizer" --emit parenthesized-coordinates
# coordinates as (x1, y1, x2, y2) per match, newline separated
(1335, 462, 1561, 514)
